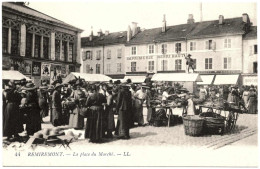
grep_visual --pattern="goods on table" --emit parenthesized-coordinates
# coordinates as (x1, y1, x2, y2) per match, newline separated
(183, 115, 204, 136)
(151, 109, 168, 127)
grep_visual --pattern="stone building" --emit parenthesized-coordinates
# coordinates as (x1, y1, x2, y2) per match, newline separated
(2, 2, 83, 86)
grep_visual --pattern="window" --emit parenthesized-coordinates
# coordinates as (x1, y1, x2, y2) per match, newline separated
(11, 29, 19, 55)
(61, 41, 67, 61)
(68, 43, 73, 62)
(107, 49, 111, 59)
(86, 64, 90, 73)
(193, 59, 197, 69)
(131, 46, 137, 55)
(223, 57, 231, 69)
(148, 45, 154, 54)
(117, 63, 122, 72)
(161, 44, 167, 54)
(106, 64, 111, 73)
(117, 48, 122, 58)
(96, 64, 101, 74)
(175, 59, 182, 70)
(2, 27, 8, 54)
(254, 45, 257, 54)
(96, 50, 101, 60)
(43, 37, 49, 59)
(175, 43, 181, 53)
(205, 40, 215, 50)
(25, 32, 32, 57)
(86, 51, 92, 60)
(55, 39, 60, 60)
(148, 61, 154, 71)
(34, 35, 41, 58)
(205, 58, 213, 69)
(161, 60, 168, 71)
(253, 62, 257, 73)
(224, 39, 231, 48)
(190, 42, 196, 51)
(131, 62, 136, 72)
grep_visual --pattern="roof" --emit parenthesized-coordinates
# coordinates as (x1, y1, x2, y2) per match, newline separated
(152, 73, 202, 82)
(2, 2, 83, 32)
(81, 31, 127, 47)
(243, 26, 257, 40)
(188, 17, 246, 39)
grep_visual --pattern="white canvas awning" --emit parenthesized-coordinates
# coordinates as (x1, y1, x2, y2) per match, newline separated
(151, 73, 202, 82)
(124, 76, 146, 83)
(197, 75, 215, 85)
(63, 72, 112, 84)
(2, 70, 31, 81)
(214, 74, 239, 85)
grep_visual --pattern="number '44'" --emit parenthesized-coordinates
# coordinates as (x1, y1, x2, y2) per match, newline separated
(15, 152, 20, 156)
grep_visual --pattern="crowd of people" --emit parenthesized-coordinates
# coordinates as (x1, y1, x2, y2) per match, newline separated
(2, 75, 258, 143)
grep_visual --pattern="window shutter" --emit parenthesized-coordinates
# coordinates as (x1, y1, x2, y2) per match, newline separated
(212, 41, 216, 50)
(205, 41, 209, 50)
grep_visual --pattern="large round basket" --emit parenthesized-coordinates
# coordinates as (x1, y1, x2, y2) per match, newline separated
(183, 115, 204, 136)
(203, 117, 225, 135)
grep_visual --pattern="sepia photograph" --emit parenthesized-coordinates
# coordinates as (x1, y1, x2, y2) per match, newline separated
(1, 0, 258, 167)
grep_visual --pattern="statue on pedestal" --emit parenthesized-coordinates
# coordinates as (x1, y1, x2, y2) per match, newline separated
(185, 54, 195, 73)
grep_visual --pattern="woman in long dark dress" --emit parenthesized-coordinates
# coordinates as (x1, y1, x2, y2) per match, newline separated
(105, 89, 115, 138)
(247, 88, 257, 114)
(38, 85, 49, 123)
(3, 81, 23, 140)
(23, 83, 42, 136)
(84, 85, 106, 143)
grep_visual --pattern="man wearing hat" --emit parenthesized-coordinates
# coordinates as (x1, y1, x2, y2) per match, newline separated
(38, 80, 49, 123)
(52, 83, 63, 126)
(185, 54, 195, 73)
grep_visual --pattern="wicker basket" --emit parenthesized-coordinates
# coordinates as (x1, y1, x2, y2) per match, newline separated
(183, 115, 204, 136)
(203, 117, 225, 135)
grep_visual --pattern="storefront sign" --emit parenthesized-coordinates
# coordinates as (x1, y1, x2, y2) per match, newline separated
(41, 63, 51, 77)
(243, 76, 258, 86)
(32, 61, 41, 76)
(127, 55, 154, 60)
(126, 53, 186, 61)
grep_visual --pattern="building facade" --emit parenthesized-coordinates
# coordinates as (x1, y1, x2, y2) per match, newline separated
(2, 2, 83, 86)
(81, 30, 126, 79)
(81, 13, 257, 85)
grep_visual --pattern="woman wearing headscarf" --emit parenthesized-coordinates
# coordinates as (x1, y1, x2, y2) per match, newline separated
(247, 88, 257, 114)
(3, 80, 23, 140)
(69, 90, 85, 129)
(84, 85, 106, 143)
(23, 83, 41, 136)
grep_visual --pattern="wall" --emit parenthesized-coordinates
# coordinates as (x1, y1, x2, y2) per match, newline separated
(242, 38, 257, 74)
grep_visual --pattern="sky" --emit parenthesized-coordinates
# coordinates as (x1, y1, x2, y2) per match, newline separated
(28, 0, 257, 37)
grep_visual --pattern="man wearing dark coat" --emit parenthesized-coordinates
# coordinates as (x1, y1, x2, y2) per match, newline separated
(51, 83, 63, 126)
(115, 83, 132, 139)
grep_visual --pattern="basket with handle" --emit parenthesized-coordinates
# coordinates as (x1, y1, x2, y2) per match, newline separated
(183, 115, 204, 136)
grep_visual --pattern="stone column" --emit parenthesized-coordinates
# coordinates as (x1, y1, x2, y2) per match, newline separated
(76, 32, 82, 73)
(20, 24, 26, 56)
(32, 33, 35, 57)
(40, 36, 44, 58)
(59, 39, 62, 61)
(50, 32, 55, 60)
(66, 41, 69, 62)
(8, 27, 11, 54)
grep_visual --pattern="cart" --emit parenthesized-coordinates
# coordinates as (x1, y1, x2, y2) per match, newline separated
(198, 103, 241, 133)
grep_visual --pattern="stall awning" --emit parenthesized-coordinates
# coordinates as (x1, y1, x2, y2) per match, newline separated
(214, 74, 239, 85)
(197, 75, 215, 85)
(124, 76, 146, 83)
(151, 73, 202, 82)
(63, 72, 112, 84)
(2, 70, 31, 81)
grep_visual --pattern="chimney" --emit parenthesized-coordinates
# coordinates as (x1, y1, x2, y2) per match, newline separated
(89, 26, 93, 41)
(131, 22, 138, 37)
(97, 29, 103, 37)
(219, 15, 224, 24)
(242, 13, 250, 23)
(187, 14, 195, 24)
(162, 14, 166, 33)
(127, 25, 132, 42)
(105, 30, 109, 36)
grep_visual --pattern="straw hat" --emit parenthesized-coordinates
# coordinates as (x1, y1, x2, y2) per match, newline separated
(22, 83, 36, 90)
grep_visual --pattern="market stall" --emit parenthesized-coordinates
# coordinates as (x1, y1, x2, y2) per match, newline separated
(196, 75, 215, 85)
(2, 70, 32, 81)
(63, 72, 112, 84)
(213, 74, 239, 85)
(152, 73, 203, 93)
(123, 76, 146, 84)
